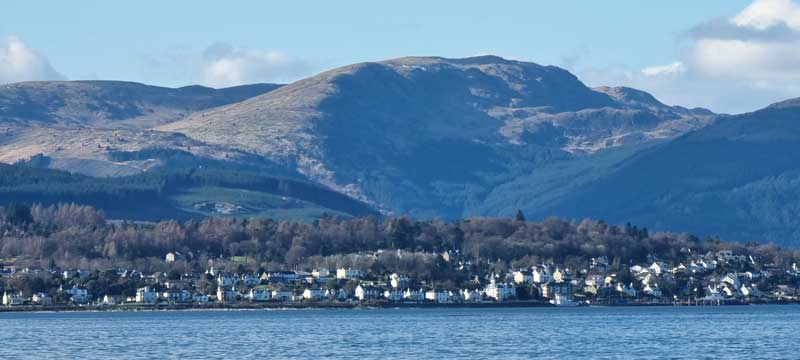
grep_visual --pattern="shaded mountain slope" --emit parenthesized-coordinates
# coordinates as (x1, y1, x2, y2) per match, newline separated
(532, 100, 800, 245)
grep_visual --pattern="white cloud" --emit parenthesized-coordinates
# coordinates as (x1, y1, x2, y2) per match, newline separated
(732, 0, 800, 30)
(144, 42, 314, 88)
(688, 38, 800, 81)
(0, 36, 64, 84)
(199, 42, 312, 88)
(683, 0, 800, 86)
(579, 0, 800, 114)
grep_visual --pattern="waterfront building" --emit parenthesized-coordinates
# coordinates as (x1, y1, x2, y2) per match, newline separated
(337, 268, 365, 280)
(136, 286, 158, 304)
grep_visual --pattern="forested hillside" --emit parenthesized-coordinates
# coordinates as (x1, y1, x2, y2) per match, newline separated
(0, 163, 376, 221)
(529, 99, 800, 246)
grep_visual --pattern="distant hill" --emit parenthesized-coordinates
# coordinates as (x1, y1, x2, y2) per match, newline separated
(0, 81, 280, 128)
(0, 81, 281, 176)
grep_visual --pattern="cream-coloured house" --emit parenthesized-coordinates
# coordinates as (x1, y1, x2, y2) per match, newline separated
(337, 268, 365, 280)
(136, 286, 158, 304)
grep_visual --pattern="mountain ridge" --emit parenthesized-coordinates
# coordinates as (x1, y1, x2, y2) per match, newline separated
(159, 56, 714, 212)
(7, 55, 800, 246)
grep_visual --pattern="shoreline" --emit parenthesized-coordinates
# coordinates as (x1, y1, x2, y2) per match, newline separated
(2, 299, 796, 313)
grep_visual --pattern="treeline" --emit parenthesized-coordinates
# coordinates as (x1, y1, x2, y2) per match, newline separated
(1, 203, 797, 278)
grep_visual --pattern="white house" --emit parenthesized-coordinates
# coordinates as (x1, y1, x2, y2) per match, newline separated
(542, 282, 572, 299)
(2, 291, 23, 306)
(216, 287, 240, 303)
(552, 268, 569, 283)
(102, 294, 123, 305)
(643, 283, 662, 297)
(590, 256, 609, 269)
(460, 289, 483, 302)
(616, 283, 637, 297)
(532, 266, 551, 284)
(302, 288, 326, 301)
(271, 289, 293, 302)
(425, 289, 452, 303)
(164, 280, 189, 290)
(266, 271, 299, 283)
(671, 263, 688, 275)
(163, 290, 192, 303)
(403, 289, 426, 302)
(383, 290, 404, 302)
(740, 284, 762, 298)
(584, 274, 604, 287)
(217, 274, 236, 287)
(721, 284, 735, 298)
(65, 285, 89, 304)
(704, 285, 724, 301)
(248, 288, 272, 302)
(31, 292, 53, 305)
(513, 270, 534, 285)
(649, 262, 667, 276)
(165, 252, 183, 263)
(743, 271, 761, 281)
(136, 286, 158, 304)
(630, 265, 647, 278)
(485, 279, 516, 301)
(390, 273, 410, 289)
(721, 273, 741, 289)
(337, 268, 365, 280)
(312, 269, 331, 278)
(241, 273, 261, 287)
(355, 285, 379, 301)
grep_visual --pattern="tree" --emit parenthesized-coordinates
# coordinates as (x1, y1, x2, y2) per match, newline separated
(388, 217, 414, 249)
(515, 210, 526, 222)
(168, 269, 182, 280)
(4, 203, 33, 225)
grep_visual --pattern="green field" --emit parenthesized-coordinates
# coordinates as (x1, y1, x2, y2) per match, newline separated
(171, 186, 351, 221)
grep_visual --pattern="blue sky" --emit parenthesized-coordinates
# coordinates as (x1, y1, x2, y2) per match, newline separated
(3, 0, 800, 113)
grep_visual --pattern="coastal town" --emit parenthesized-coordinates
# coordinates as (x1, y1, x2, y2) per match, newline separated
(3, 247, 800, 310)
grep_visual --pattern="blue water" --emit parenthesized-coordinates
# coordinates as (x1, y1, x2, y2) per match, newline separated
(0, 305, 797, 359)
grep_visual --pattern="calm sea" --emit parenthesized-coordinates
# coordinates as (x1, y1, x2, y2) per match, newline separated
(0, 305, 796, 359)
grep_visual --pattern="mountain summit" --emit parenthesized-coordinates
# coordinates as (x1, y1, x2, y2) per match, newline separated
(159, 56, 713, 213)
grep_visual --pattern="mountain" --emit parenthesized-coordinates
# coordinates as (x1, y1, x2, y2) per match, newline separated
(17, 55, 800, 246)
(524, 99, 800, 245)
(159, 56, 713, 216)
(0, 81, 383, 220)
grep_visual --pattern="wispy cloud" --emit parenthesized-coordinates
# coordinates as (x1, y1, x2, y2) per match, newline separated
(641, 62, 686, 77)
(199, 42, 313, 87)
(0, 35, 64, 85)
(144, 42, 314, 88)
